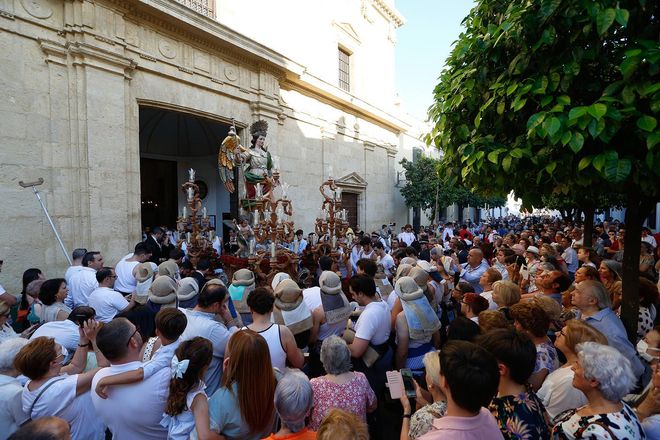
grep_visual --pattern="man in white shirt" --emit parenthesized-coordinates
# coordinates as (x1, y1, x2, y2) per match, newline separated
(642, 227, 657, 249)
(64, 248, 87, 286)
(374, 242, 395, 278)
(88, 268, 136, 323)
(66, 251, 104, 308)
(92, 318, 169, 440)
(179, 283, 238, 395)
(114, 243, 152, 295)
(397, 224, 416, 247)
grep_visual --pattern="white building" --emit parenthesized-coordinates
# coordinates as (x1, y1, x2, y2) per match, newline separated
(0, 0, 426, 288)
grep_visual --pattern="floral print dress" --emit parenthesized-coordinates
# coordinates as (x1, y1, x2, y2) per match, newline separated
(489, 391, 551, 440)
(535, 340, 559, 375)
(309, 372, 376, 431)
(551, 403, 645, 439)
(409, 400, 448, 440)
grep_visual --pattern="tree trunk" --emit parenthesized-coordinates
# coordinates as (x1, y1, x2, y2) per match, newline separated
(619, 194, 653, 342)
(583, 206, 595, 247)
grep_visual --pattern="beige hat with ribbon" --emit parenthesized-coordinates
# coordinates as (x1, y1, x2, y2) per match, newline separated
(395, 276, 424, 302)
(319, 271, 343, 295)
(148, 276, 178, 305)
(271, 272, 291, 291)
(273, 279, 303, 310)
(158, 260, 179, 280)
(177, 277, 199, 301)
(409, 266, 430, 288)
(232, 268, 255, 287)
(136, 262, 155, 283)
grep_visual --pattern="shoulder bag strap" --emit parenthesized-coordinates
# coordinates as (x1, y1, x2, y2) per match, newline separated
(28, 376, 67, 420)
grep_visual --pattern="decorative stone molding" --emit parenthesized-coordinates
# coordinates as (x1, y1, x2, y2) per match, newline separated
(158, 39, 177, 59)
(224, 65, 238, 81)
(20, 0, 52, 19)
(333, 21, 361, 45)
(39, 39, 68, 66)
(67, 41, 138, 79)
(372, 0, 405, 27)
(336, 172, 368, 190)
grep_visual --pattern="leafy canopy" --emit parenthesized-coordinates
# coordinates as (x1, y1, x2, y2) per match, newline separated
(426, 0, 660, 206)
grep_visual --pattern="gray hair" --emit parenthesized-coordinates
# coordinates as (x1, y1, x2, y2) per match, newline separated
(72, 248, 88, 260)
(274, 370, 313, 432)
(578, 280, 612, 309)
(577, 342, 636, 402)
(320, 336, 352, 375)
(422, 350, 441, 387)
(0, 337, 28, 371)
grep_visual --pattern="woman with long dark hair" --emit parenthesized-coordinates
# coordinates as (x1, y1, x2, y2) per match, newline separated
(38, 279, 71, 323)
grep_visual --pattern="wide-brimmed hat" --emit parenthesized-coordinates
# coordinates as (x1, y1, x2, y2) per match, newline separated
(232, 268, 255, 287)
(148, 276, 178, 305)
(525, 246, 540, 256)
(177, 277, 199, 301)
(511, 244, 525, 255)
(271, 272, 290, 291)
(273, 279, 303, 311)
(416, 260, 437, 273)
(395, 276, 424, 301)
(319, 271, 342, 295)
(409, 266, 430, 288)
(158, 260, 179, 280)
(400, 257, 417, 266)
(136, 262, 155, 283)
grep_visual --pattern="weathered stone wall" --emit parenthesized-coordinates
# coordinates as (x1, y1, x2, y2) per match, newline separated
(0, 0, 414, 292)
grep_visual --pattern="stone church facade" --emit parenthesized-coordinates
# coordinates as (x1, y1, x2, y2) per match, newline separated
(0, 0, 426, 285)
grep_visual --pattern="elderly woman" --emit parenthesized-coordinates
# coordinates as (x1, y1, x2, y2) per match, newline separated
(552, 342, 645, 438)
(263, 371, 316, 440)
(399, 350, 447, 440)
(598, 260, 622, 310)
(14, 323, 106, 439)
(394, 277, 441, 373)
(537, 320, 608, 420)
(0, 338, 29, 438)
(491, 280, 521, 323)
(38, 279, 71, 323)
(309, 336, 376, 430)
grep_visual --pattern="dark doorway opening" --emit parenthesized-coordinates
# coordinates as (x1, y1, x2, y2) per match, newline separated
(140, 158, 178, 228)
(342, 192, 359, 229)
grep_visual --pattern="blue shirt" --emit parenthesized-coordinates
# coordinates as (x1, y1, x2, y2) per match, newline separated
(460, 260, 490, 293)
(207, 383, 273, 440)
(583, 308, 644, 379)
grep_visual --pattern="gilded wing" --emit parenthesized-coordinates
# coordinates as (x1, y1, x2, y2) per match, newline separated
(218, 132, 239, 193)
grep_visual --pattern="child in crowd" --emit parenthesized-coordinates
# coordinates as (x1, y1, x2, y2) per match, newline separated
(95, 308, 187, 397)
(161, 337, 222, 439)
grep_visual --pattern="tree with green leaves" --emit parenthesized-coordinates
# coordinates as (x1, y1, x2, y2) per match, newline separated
(426, 0, 659, 339)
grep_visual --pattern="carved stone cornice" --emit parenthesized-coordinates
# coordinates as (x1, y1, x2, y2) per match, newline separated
(39, 39, 68, 65)
(372, 0, 405, 27)
(67, 41, 138, 78)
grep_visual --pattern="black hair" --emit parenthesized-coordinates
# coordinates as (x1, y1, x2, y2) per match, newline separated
(96, 267, 114, 283)
(155, 308, 188, 340)
(197, 283, 228, 308)
(477, 329, 536, 385)
(133, 242, 150, 255)
(20, 268, 43, 310)
(197, 259, 211, 271)
(404, 247, 418, 257)
(82, 251, 101, 267)
(247, 287, 275, 315)
(38, 278, 66, 306)
(349, 274, 376, 298)
(357, 258, 377, 278)
(169, 248, 185, 261)
(319, 256, 333, 271)
(446, 316, 481, 342)
(67, 306, 96, 326)
(373, 241, 385, 250)
(359, 236, 372, 246)
(439, 340, 499, 413)
(296, 229, 303, 236)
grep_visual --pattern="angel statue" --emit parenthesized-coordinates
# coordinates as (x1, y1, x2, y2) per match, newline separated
(218, 120, 273, 206)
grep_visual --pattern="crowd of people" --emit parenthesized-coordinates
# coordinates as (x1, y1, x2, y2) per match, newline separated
(0, 215, 659, 440)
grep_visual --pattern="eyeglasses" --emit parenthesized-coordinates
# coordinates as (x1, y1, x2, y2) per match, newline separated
(126, 328, 139, 346)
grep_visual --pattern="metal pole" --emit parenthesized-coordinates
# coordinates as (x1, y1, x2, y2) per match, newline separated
(19, 179, 72, 265)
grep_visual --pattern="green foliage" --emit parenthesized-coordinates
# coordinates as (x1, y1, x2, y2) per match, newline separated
(398, 157, 506, 213)
(425, 0, 660, 206)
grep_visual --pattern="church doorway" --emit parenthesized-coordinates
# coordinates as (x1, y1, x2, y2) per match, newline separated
(342, 192, 359, 229)
(138, 105, 237, 234)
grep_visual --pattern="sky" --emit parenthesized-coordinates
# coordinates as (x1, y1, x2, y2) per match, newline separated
(395, 0, 475, 121)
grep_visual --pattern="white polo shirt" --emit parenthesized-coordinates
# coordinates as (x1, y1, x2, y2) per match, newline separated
(30, 320, 80, 352)
(88, 287, 128, 322)
(114, 253, 139, 294)
(91, 361, 169, 440)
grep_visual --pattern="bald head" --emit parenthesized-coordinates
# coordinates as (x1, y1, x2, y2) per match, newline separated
(467, 248, 483, 267)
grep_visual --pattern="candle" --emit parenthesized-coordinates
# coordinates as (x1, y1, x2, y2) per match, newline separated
(202, 207, 207, 218)
(256, 183, 262, 197)
(188, 168, 195, 181)
(293, 238, 299, 253)
(183, 206, 187, 218)
(186, 232, 191, 243)
(187, 187, 194, 201)
(253, 210, 259, 227)
(332, 236, 337, 249)
(336, 187, 342, 200)
(271, 242, 276, 258)
(209, 230, 214, 240)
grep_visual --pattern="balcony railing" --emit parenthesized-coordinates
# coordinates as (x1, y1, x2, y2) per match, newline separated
(176, 0, 215, 18)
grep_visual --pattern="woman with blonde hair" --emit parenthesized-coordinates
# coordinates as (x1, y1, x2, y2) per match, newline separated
(208, 330, 276, 439)
(537, 319, 607, 419)
(400, 350, 448, 440)
(316, 409, 368, 440)
(491, 280, 521, 323)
